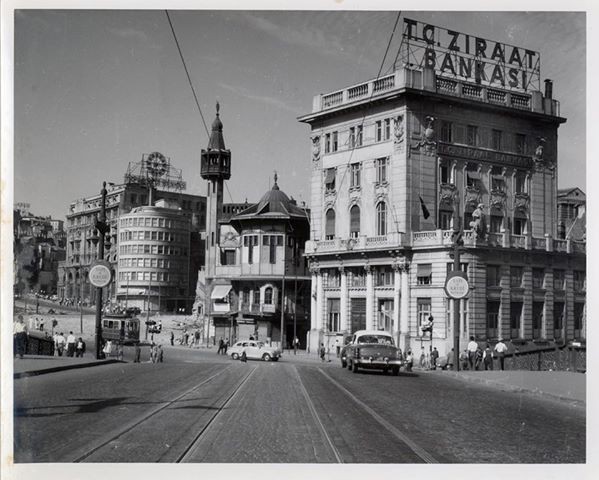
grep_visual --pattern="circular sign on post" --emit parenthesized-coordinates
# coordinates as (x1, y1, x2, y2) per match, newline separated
(445, 271, 469, 299)
(89, 260, 113, 288)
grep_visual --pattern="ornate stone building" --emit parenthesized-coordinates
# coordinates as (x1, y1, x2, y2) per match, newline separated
(298, 19, 586, 355)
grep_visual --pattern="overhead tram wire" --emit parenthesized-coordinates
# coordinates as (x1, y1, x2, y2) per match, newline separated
(165, 10, 210, 139)
(166, 10, 236, 204)
(329, 11, 402, 209)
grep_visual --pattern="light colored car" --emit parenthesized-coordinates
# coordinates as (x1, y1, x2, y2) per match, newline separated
(229, 340, 281, 362)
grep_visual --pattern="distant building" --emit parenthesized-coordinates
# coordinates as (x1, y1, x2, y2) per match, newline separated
(116, 201, 193, 312)
(57, 155, 206, 312)
(557, 188, 585, 241)
(13, 204, 66, 295)
(299, 18, 586, 355)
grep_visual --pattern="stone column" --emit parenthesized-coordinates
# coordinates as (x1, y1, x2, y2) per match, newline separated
(316, 270, 324, 332)
(392, 263, 401, 345)
(365, 265, 374, 330)
(340, 266, 349, 332)
(310, 268, 318, 330)
(399, 262, 410, 352)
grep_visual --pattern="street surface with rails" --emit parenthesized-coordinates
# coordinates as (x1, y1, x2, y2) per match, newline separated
(13, 346, 585, 464)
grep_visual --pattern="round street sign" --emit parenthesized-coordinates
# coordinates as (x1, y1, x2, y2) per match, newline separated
(89, 260, 112, 288)
(445, 271, 469, 299)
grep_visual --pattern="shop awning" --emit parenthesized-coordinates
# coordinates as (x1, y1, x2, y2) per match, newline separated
(211, 285, 232, 300)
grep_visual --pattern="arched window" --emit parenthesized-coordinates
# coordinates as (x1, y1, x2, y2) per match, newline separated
(264, 287, 273, 305)
(376, 202, 387, 236)
(349, 205, 360, 238)
(325, 209, 336, 240)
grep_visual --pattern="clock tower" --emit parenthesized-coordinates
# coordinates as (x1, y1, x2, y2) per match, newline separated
(201, 102, 231, 280)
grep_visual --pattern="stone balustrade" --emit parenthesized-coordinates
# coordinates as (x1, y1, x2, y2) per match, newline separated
(304, 230, 585, 255)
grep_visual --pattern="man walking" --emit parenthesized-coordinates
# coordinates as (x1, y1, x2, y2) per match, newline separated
(66, 331, 77, 357)
(319, 343, 326, 362)
(13, 315, 28, 359)
(430, 347, 439, 370)
(293, 337, 300, 355)
(494, 338, 508, 370)
(467, 336, 478, 370)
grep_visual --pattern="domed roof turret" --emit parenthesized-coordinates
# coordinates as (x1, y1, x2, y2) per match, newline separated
(207, 102, 226, 151)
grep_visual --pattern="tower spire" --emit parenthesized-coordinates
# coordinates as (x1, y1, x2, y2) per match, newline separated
(273, 170, 279, 190)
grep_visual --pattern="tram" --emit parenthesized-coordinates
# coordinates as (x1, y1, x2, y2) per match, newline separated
(102, 313, 140, 345)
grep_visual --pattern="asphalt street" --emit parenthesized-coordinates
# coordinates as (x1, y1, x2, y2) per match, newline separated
(13, 347, 585, 463)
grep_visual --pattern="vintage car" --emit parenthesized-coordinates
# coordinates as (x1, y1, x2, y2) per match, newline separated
(228, 340, 281, 361)
(342, 330, 404, 375)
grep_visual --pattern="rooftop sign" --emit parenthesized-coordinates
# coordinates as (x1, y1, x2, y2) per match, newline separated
(400, 18, 541, 92)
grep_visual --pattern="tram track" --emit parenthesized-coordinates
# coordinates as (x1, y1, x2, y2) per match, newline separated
(316, 367, 439, 463)
(73, 364, 235, 462)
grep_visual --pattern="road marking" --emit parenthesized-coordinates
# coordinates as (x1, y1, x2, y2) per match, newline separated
(293, 365, 343, 463)
(73, 364, 233, 462)
(317, 368, 439, 464)
(177, 365, 258, 462)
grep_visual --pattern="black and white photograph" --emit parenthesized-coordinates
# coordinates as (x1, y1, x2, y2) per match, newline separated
(1, 0, 594, 477)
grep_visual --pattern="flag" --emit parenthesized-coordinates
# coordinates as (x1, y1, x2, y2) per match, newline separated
(419, 196, 430, 219)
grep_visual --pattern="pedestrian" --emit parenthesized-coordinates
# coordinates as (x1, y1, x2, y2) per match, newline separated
(170, 331, 174, 346)
(217, 338, 224, 355)
(134, 342, 141, 363)
(494, 338, 508, 371)
(431, 347, 439, 370)
(56, 332, 66, 357)
(293, 337, 300, 355)
(158, 345, 164, 363)
(75, 337, 86, 357)
(13, 315, 28, 359)
(467, 336, 478, 370)
(319, 343, 326, 362)
(475, 346, 483, 370)
(483, 345, 494, 370)
(184, 329, 189, 346)
(460, 349, 469, 370)
(103, 339, 113, 358)
(446, 348, 454, 370)
(66, 331, 77, 357)
(224, 340, 229, 355)
(158, 320, 162, 333)
(150, 342, 157, 363)
(405, 350, 413, 372)
(116, 342, 123, 361)
(240, 349, 247, 363)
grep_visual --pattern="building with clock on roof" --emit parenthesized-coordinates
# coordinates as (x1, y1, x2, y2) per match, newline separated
(298, 18, 586, 358)
(197, 104, 311, 347)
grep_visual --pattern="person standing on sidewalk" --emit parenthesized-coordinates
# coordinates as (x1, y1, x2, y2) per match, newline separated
(134, 342, 141, 363)
(170, 331, 175, 346)
(56, 332, 66, 357)
(75, 337, 86, 357)
(467, 336, 478, 370)
(405, 350, 413, 372)
(66, 331, 77, 357)
(494, 338, 508, 370)
(431, 347, 439, 370)
(483, 345, 494, 370)
(319, 343, 326, 362)
(293, 337, 300, 355)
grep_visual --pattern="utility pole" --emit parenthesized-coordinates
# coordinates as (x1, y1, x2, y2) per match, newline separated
(93, 182, 109, 359)
(452, 215, 464, 371)
(280, 267, 286, 353)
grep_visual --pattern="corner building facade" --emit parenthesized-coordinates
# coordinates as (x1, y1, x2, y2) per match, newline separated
(299, 31, 586, 356)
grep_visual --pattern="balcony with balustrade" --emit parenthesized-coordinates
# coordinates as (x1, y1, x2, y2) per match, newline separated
(299, 66, 561, 121)
(304, 229, 585, 256)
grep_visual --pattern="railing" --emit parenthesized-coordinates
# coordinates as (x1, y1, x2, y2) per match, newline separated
(322, 90, 343, 109)
(554, 239, 568, 252)
(532, 237, 546, 249)
(487, 89, 507, 104)
(436, 78, 458, 95)
(511, 93, 531, 110)
(462, 83, 483, 99)
(373, 74, 395, 93)
(511, 235, 526, 249)
(347, 82, 369, 101)
(365, 235, 389, 246)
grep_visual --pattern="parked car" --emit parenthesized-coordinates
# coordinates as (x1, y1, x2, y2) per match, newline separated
(228, 340, 281, 362)
(343, 330, 404, 375)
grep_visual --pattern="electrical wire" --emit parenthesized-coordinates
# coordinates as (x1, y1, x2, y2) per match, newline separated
(165, 10, 210, 139)
(329, 11, 402, 209)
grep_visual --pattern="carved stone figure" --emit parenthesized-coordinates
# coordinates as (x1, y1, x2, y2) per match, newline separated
(469, 203, 487, 239)
(312, 136, 321, 162)
(412, 116, 436, 155)
(394, 115, 405, 144)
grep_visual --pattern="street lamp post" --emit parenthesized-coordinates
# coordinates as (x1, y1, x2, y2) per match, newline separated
(452, 213, 463, 372)
(91, 182, 109, 359)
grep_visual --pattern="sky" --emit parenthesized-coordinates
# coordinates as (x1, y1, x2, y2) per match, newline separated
(13, 9, 586, 221)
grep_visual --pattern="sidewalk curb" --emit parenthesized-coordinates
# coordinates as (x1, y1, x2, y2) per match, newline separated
(424, 370, 585, 406)
(14, 359, 125, 379)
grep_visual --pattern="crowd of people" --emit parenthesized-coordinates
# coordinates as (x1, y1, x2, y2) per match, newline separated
(460, 336, 508, 371)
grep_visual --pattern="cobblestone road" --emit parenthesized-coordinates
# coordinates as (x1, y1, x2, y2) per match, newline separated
(13, 353, 585, 463)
